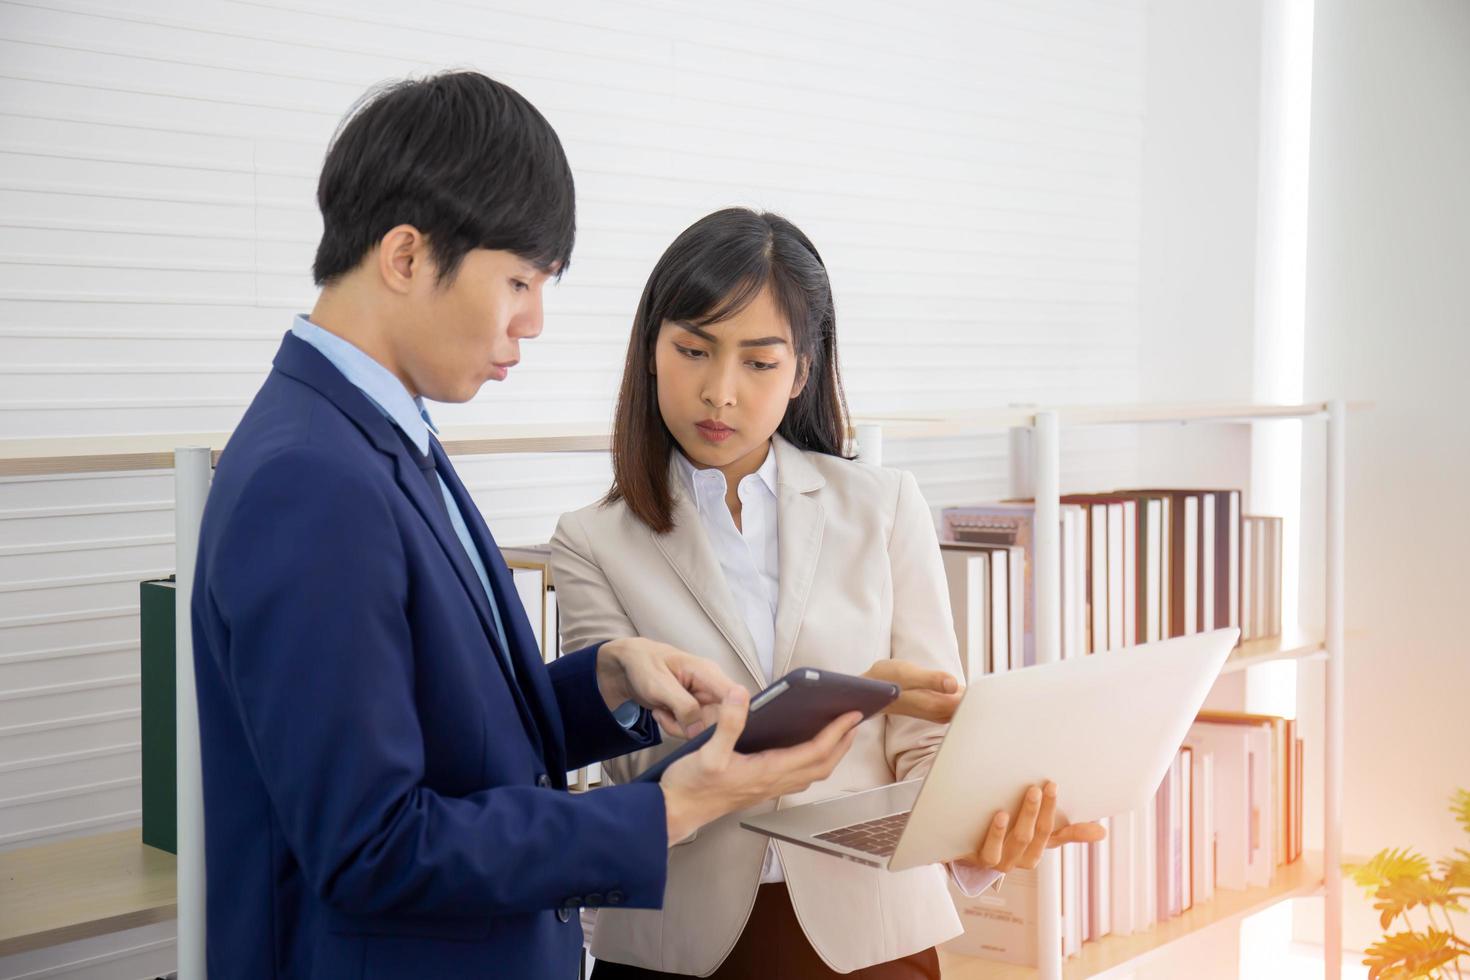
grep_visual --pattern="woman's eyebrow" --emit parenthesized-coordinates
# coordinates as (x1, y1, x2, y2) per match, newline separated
(674, 321, 788, 348)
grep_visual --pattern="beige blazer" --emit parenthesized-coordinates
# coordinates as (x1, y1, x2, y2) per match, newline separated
(550, 435, 972, 976)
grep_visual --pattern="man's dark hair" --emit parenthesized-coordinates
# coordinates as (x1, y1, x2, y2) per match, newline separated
(605, 208, 852, 533)
(312, 71, 575, 286)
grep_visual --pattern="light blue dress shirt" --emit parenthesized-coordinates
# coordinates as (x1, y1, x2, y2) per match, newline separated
(289, 316, 640, 727)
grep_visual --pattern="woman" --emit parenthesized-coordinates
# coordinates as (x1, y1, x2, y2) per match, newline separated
(551, 209, 1103, 978)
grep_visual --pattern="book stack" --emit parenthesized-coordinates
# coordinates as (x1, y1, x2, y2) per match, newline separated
(938, 494, 1299, 963)
(940, 494, 1291, 669)
(945, 710, 1305, 964)
(500, 544, 601, 791)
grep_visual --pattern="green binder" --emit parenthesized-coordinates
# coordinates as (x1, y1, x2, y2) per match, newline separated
(140, 577, 176, 854)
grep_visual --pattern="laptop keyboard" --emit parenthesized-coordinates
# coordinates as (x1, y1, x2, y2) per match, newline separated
(814, 810, 912, 858)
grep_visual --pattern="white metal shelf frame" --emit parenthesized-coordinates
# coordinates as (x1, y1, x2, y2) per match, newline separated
(918, 401, 1344, 980)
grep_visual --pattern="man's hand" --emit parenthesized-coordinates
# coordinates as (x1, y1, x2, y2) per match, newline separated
(596, 637, 736, 739)
(659, 686, 862, 844)
(954, 781, 1109, 874)
(863, 660, 964, 724)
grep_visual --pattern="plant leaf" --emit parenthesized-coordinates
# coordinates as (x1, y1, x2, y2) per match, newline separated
(1347, 848, 1433, 894)
(1439, 849, 1470, 890)
(1374, 877, 1469, 930)
(1452, 788, 1470, 836)
(1362, 928, 1462, 979)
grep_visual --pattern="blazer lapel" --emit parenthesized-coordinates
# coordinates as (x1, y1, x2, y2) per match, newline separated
(269, 334, 548, 756)
(430, 441, 557, 766)
(771, 437, 826, 681)
(653, 460, 767, 687)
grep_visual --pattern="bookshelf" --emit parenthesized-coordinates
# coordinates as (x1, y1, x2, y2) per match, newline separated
(0, 400, 1347, 980)
(938, 852, 1325, 979)
(0, 829, 176, 958)
(881, 401, 1348, 980)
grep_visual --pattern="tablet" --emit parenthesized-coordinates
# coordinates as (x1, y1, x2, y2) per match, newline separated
(632, 668, 899, 783)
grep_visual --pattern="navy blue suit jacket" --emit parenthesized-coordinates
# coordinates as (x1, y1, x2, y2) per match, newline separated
(191, 333, 668, 979)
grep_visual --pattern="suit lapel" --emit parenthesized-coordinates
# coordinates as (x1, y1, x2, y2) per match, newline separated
(653, 461, 766, 687)
(270, 333, 551, 761)
(771, 437, 825, 680)
(430, 441, 558, 767)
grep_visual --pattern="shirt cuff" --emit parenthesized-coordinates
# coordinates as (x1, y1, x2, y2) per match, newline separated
(613, 700, 644, 729)
(948, 862, 1004, 898)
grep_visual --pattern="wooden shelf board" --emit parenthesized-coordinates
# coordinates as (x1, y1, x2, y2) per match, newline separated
(1221, 630, 1328, 675)
(939, 853, 1323, 979)
(0, 402, 1370, 477)
(0, 422, 611, 477)
(0, 829, 177, 957)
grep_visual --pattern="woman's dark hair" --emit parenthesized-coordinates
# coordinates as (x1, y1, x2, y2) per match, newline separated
(312, 71, 575, 286)
(606, 208, 851, 533)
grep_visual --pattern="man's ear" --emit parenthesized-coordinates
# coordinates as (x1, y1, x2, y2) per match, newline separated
(790, 354, 812, 400)
(378, 224, 426, 295)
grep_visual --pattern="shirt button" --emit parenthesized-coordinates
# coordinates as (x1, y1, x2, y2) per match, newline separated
(536, 773, 551, 788)
(556, 907, 572, 923)
(607, 890, 625, 906)
(585, 892, 603, 907)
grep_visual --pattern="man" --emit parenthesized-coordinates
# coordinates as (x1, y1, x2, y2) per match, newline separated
(191, 72, 863, 979)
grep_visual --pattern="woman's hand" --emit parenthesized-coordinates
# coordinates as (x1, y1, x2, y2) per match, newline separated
(863, 660, 964, 723)
(954, 781, 1108, 874)
(659, 687, 861, 844)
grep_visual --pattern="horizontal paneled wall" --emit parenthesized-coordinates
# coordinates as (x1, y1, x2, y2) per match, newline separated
(0, 0, 1145, 906)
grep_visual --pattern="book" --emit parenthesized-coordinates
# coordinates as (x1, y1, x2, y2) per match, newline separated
(140, 577, 177, 855)
(1061, 496, 1139, 653)
(1089, 817, 1112, 940)
(943, 505, 1036, 667)
(944, 867, 1040, 965)
(1199, 710, 1292, 869)
(1180, 746, 1193, 913)
(1195, 715, 1276, 886)
(941, 503, 1089, 666)
(1191, 748, 1216, 907)
(1062, 841, 1081, 954)
(939, 542, 1013, 673)
(940, 546, 991, 682)
(1109, 809, 1137, 936)
(1185, 727, 1250, 890)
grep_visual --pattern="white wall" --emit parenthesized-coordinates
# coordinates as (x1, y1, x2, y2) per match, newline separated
(0, 1, 1150, 974)
(1135, 0, 1262, 496)
(1293, 0, 1470, 953)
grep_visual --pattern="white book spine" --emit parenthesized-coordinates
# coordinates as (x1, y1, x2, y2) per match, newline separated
(990, 551, 1009, 674)
(1201, 495, 1216, 633)
(1109, 809, 1136, 936)
(1183, 496, 1199, 635)
(1107, 504, 1125, 651)
(1141, 793, 1158, 925)
(1146, 500, 1163, 642)
(1091, 817, 1111, 938)
(1228, 493, 1241, 629)
(1090, 505, 1108, 653)
(1122, 502, 1137, 646)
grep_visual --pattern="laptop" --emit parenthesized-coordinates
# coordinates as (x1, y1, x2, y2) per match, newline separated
(740, 628, 1239, 872)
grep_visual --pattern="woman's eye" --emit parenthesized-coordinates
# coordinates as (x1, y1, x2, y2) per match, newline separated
(511, 279, 529, 292)
(674, 344, 707, 359)
(747, 360, 778, 371)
